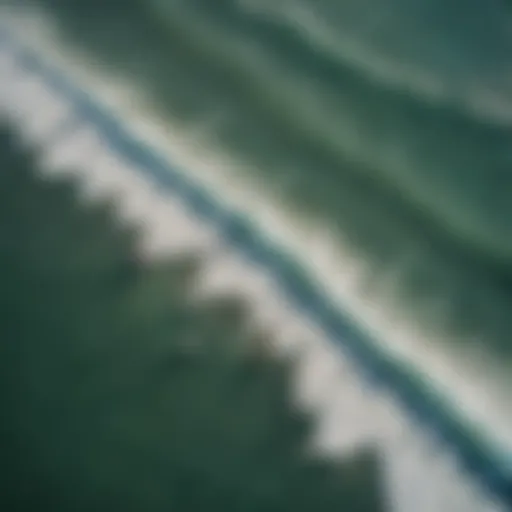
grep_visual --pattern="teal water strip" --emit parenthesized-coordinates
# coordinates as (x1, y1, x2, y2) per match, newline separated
(1, 26, 510, 508)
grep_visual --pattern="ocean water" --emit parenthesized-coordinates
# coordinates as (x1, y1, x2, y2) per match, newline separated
(16, 0, 512, 356)
(3, 6, 512, 508)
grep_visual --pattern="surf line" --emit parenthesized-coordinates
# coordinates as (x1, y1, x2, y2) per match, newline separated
(1, 25, 511, 507)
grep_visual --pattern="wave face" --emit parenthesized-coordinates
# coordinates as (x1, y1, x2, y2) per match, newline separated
(22, 0, 512, 356)
(152, 0, 512, 264)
